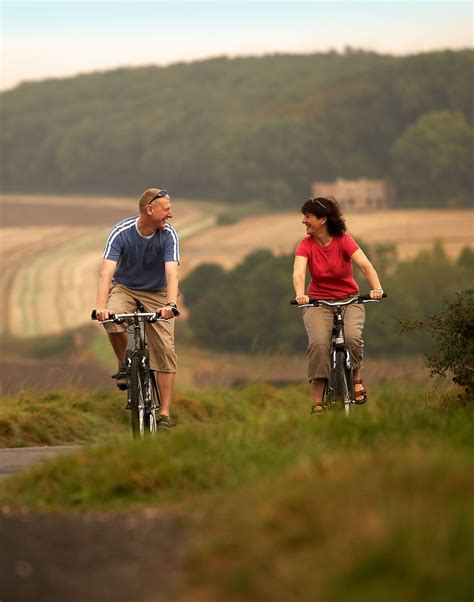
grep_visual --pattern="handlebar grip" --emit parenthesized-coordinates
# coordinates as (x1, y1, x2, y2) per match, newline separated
(91, 310, 121, 322)
(359, 292, 388, 301)
(290, 298, 319, 306)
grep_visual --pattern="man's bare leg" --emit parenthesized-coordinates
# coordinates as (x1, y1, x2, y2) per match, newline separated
(108, 332, 128, 364)
(156, 372, 175, 417)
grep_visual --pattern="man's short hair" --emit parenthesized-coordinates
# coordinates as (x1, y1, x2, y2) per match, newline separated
(138, 188, 165, 213)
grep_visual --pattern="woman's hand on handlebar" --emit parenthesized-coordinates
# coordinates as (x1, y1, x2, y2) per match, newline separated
(95, 307, 111, 321)
(295, 295, 310, 305)
(369, 288, 384, 300)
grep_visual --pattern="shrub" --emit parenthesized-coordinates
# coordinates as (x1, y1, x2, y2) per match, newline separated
(401, 289, 474, 397)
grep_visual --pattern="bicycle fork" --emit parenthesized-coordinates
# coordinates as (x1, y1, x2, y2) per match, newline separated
(330, 309, 354, 412)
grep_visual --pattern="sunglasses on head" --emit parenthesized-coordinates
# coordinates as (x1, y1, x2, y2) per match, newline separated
(146, 189, 168, 206)
(308, 197, 326, 209)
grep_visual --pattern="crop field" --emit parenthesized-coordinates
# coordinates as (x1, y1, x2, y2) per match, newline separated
(183, 208, 474, 272)
(0, 194, 218, 336)
(0, 194, 472, 337)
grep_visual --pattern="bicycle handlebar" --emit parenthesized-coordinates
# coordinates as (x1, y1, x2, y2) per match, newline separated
(290, 293, 387, 307)
(91, 307, 179, 323)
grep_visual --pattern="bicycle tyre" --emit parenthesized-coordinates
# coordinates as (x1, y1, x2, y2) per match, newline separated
(333, 351, 353, 414)
(129, 354, 148, 438)
(147, 371, 161, 435)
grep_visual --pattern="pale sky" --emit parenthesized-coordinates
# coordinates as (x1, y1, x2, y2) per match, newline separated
(1, 1, 472, 91)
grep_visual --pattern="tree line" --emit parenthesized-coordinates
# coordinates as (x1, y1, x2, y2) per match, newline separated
(179, 243, 474, 358)
(1, 49, 472, 208)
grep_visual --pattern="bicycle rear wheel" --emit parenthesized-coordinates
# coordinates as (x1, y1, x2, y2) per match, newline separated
(333, 351, 354, 415)
(128, 354, 156, 438)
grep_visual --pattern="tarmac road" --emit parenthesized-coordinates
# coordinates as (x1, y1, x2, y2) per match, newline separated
(0, 445, 82, 478)
(0, 445, 189, 602)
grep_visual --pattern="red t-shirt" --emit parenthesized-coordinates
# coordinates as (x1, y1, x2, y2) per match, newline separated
(295, 233, 359, 299)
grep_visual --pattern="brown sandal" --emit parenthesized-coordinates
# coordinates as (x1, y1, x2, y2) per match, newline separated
(310, 404, 325, 416)
(353, 379, 368, 405)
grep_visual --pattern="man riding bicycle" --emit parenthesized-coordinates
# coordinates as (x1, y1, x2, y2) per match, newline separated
(94, 188, 180, 430)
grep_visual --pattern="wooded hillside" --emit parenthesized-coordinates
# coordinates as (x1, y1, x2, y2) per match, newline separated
(1, 49, 472, 207)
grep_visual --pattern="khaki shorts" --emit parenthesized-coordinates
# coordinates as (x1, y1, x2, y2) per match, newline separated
(302, 298, 365, 382)
(103, 284, 177, 373)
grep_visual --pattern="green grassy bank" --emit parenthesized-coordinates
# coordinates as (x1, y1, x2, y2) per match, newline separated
(1, 383, 472, 600)
(0, 389, 129, 447)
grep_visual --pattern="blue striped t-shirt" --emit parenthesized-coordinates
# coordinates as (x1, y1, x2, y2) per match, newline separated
(103, 216, 180, 291)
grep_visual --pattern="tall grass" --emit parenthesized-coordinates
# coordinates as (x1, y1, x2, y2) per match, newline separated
(0, 388, 129, 447)
(1, 383, 471, 509)
(1, 383, 472, 600)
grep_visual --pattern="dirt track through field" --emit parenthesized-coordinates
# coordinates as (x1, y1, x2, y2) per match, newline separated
(0, 506, 189, 602)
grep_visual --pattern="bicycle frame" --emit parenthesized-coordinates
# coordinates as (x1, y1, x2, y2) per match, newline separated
(292, 294, 385, 414)
(328, 304, 353, 410)
(125, 313, 157, 434)
(92, 309, 170, 437)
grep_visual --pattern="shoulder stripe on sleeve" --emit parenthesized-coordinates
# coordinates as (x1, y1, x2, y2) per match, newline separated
(164, 224, 180, 262)
(103, 217, 136, 259)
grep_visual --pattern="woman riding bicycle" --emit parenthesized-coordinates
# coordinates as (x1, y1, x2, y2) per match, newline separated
(292, 196, 384, 414)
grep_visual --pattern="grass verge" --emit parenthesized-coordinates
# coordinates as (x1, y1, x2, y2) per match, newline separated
(0, 388, 129, 447)
(0, 383, 471, 508)
(0, 383, 472, 600)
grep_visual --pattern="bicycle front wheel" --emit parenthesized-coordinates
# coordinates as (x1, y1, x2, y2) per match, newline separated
(128, 354, 156, 438)
(333, 351, 354, 415)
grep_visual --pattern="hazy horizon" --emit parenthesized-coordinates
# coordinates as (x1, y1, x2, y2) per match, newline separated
(1, 1, 472, 91)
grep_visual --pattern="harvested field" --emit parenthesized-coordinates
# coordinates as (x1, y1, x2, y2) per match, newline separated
(0, 195, 218, 336)
(0, 193, 216, 227)
(1, 194, 472, 337)
(0, 358, 112, 395)
(177, 347, 433, 390)
(182, 208, 474, 272)
(0, 350, 432, 395)
(2, 226, 108, 336)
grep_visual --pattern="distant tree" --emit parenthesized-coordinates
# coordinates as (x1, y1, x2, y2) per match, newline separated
(457, 246, 474, 270)
(390, 111, 474, 206)
(181, 242, 474, 357)
(1, 50, 472, 207)
(181, 250, 304, 353)
(180, 263, 227, 309)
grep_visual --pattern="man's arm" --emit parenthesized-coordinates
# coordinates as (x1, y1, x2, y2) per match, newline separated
(160, 261, 179, 319)
(95, 258, 117, 320)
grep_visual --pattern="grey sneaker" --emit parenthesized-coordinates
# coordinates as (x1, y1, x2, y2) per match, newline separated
(111, 363, 127, 380)
(156, 415, 173, 430)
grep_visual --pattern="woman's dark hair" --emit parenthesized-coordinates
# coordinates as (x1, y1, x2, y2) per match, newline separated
(300, 196, 346, 236)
